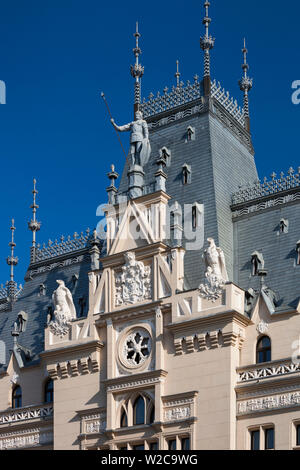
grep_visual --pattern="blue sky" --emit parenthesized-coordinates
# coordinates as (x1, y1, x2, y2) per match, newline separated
(0, 0, 299, 285)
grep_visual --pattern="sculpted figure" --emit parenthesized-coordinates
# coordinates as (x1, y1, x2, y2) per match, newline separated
(199, 238, 228, 302)
(203, 238, 228, 282)
(52, 280, 76, 324)
(111, 110, 151, 167)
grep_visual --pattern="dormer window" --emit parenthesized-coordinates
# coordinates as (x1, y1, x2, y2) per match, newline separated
(186, 126, 195, 142)
(279, 218, 289, 234)
(251, 251, 264, 276)
(39, 284, 46, 296)
(192, 206, 197, 229)
(159, 147, 171, 167)
(182, 164, 191, 185)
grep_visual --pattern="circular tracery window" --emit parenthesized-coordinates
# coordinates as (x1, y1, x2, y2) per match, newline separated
(122, 329, 152, 368)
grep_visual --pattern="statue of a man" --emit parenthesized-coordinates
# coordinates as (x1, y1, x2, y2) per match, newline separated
(52, 280, 76, 323)
(203, 238, 228, 282)
(111, 110, 151, 167)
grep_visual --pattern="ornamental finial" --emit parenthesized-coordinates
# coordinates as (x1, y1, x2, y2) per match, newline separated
(175, 60, 181, 88)
(200, 1, 215, 96)
(7, 219, 18, 284)
(28, 178, 41, 263)
(130, 22, 144, 114)
(239, 38, 253, 133)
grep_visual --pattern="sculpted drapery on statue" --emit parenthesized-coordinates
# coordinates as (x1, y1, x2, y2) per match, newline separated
(49, 280, 76, 337)
(204, 238, 228, 282)
(199, 238, 228, 302)
(111, 110, 151, 167)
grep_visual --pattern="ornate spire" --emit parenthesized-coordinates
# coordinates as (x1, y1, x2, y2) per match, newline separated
(7, 219, 18, 282)
(6, 219, 18, 301)
(175, 60, 181, 88)
(130, 22, 144, 114)
(200, 1, 215, 96)
(239, 38, 253, 133)
(28, 178, 41, 263)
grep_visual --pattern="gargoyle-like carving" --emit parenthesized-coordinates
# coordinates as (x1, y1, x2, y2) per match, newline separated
(199, 238, 228, 302)
(115, 252, 151, 306)
(49, 280, 76, 337)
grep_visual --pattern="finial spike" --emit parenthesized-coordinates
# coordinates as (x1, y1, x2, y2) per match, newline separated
(175, 60, 181, 88)
(28, 178, 41, 263)
(7, 218, 18, 289)
(130, 22, 144, 113)
(239, 38, 253, 133)
(200, 1, 215, 96)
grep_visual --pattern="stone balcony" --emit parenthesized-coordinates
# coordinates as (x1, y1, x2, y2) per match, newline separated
(0, 404, 53, 450)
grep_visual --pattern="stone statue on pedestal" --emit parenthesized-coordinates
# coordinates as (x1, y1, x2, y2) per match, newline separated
(199, 238, 228, 302)
(111, 110, 151, 167)
(49, 280, 76, 337)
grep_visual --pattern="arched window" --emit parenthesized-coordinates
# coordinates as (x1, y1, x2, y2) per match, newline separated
(44, 379, 53, 403)
(120, 409, 128, 428)
(133, 396, 145, 425)
(12, 385, 22, 409)
(256, 336, 271, 364)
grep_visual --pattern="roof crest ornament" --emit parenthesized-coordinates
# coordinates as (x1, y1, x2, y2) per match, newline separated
(6, 219, 19, 302)
(130, 22, 144, 114)
(239, 38, 253, 133)
(28, 178, 41, 263)
(200, 1, 215, 96)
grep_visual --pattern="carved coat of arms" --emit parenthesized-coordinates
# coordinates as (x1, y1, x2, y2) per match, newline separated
(115, 252, 151, 306)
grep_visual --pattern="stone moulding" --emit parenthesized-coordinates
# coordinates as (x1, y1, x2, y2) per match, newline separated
(237, 391, 300, 416)
(232, 191, 300, 219)
(237, 361, 300, 383)
(26, 255, 86, 280)
(0, 405, 53, 426)
(0, 427, 53, 450)
(105, 370, 168, 393)
(162, 391, 198, 423)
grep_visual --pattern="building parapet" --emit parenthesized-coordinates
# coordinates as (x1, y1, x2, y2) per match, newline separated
(32, 229, 92, 264)
(139, 77, 245, 127)
(232, 168, 300, 206)
(0, 404, 53, 426)
(237, 359, 300, 383)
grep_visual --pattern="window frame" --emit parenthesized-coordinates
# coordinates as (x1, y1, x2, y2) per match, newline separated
(256, 336, 271, 364)
(12, 385, 22, 409)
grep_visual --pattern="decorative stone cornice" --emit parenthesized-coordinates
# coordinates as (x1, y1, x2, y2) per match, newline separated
(25, 254, 86, 280)
(41, 340, 103, 380)
(0, 426, 53, 450)
(0, 405, 53, 426)
(237, 390, 300, 416)
(105, 369, 168, 393)
(232, 189, 300, 219)
(237, 360, 300, 384)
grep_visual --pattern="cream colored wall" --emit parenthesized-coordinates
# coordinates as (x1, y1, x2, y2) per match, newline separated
(52, 373, 102, 450)
(0, 357, 47, 410)
(241, 298, 300, 366)
(237, 409, 300, 450)
(162, 320, 240, 450)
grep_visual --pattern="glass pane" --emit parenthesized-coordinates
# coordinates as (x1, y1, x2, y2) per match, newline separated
(181, 438, 190, 450)
(168, 440, 176, 451)
(149, 442, 158, 450)
(121, 411, 128, 428)
(297, 425, 300, 446)
(12, 386, 22, 409)
(265, 428, 274, 450)
(251, 430, 260, 450)
(134, 397, 145, 425)
(133, 445, 144, 451)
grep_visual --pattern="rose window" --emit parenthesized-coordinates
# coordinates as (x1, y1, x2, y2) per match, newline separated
(123, 330, 151, 367)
